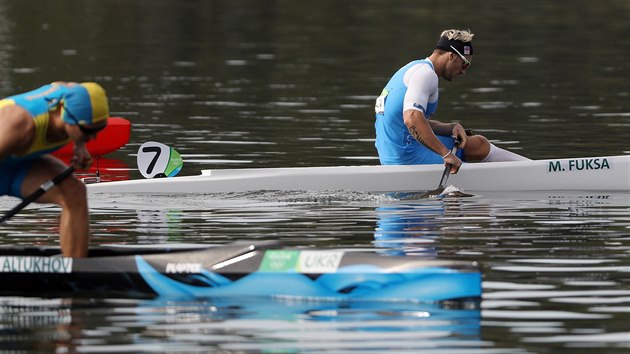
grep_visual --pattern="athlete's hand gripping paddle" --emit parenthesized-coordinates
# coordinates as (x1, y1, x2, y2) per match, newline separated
(0, 165, 75, 224)
(419, 138, 460, 198)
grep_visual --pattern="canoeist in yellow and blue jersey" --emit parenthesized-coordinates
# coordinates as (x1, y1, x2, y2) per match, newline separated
(375, 29, 529, 175)
(0, 82, 109, 258)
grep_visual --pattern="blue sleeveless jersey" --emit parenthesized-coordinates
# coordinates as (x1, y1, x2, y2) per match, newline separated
(375, 60, 446, 165)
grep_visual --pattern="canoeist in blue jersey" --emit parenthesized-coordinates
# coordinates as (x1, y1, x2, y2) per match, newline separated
(0, 82, 109, 258)
(375, 29, 529, 174)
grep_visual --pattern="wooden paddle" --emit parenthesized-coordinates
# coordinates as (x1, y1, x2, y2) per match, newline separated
(0, 165, 75, 224)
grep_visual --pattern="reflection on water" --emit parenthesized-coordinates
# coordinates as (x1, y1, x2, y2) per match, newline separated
(0, 297, 483, 353)
(2, 191, 630, 352)
(374, 201, 445, 257)
(55, 157, 131, 183)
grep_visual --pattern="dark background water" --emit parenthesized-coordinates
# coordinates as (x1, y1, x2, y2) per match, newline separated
(2, 0, 630, 174)
(1, 0, 630, 353)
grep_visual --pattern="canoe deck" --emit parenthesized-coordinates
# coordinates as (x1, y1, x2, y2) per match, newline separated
(88, 155, 630, 194)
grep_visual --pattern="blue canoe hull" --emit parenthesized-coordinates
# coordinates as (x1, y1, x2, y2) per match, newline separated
(0, 241, 481, 302)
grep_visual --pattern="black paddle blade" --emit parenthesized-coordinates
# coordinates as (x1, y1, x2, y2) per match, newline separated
(415, 186, 446, 199)
(441, 189, 475, 198)
(396, 186, 474, 200)
(399, 137, 464, 200)
(413, 162, 451, 198)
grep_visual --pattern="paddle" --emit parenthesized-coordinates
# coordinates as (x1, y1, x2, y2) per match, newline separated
(416, 139, 461, 198)
(0, 165, 75, 224)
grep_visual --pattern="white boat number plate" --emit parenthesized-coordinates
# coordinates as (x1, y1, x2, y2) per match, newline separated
(137, 141, 184, 179)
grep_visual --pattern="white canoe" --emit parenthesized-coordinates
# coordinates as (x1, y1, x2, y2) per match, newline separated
(88, 155, 630, 194)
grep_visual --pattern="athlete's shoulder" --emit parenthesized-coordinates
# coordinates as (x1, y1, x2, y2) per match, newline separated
(1, 104, 33, 127)
(404, 61, 438, 87)
(0, 105, 35, 147)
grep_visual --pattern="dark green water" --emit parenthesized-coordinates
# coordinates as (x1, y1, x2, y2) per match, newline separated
(0, 1, 629, 353)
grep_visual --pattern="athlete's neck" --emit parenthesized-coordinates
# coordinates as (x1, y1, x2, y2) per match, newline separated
(427, 51, 447, 78)
(46, 107, 69, 142)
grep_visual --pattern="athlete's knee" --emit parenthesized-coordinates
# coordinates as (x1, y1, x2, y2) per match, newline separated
(471, 134, 489, 147)
(464, 135, 491, 161)
(57, 177, 88, 209)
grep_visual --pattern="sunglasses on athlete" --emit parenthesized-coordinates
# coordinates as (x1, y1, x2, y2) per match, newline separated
(450, 45, 471, 69)
(64, 108, 105, 135)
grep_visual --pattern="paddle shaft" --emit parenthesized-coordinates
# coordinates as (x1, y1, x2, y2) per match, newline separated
(437, 162, 452, 189)
(0, 165, 75, 224)
(436, 142, 460, 189)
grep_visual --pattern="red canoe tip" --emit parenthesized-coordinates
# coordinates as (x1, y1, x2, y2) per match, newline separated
(53, 117, 131, 157)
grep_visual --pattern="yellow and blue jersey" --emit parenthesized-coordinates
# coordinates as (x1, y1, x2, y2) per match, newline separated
(0, 82, 109, 199)
(0, 83, 70, 160)
(1, 84, 69, 198)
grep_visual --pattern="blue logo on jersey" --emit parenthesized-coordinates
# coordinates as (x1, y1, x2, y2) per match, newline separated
(412, 103, 426, 113)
